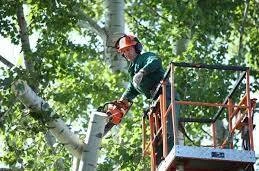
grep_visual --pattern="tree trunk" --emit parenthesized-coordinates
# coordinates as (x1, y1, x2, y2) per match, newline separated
(11, 80, 84, 158)
(16, 5, 33, 72)
(78, 112, 107, 171)
(215, 119, 228, 147)
(104, 0, 127, 72)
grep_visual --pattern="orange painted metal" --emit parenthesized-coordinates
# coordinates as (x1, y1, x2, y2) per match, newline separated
(246, 69, 254, 150)
(229, 94, 247, 119)
(227, 98, 234, 148)
(149, 112, 156, 170)
(231, 113, 246, 131)
(221, 95, 249, 148)
(161, 80, 168, 157)
(141, 64, 255, 171)
(165, 104, 172, 118)
(154, 107, 161, 134)
(142, 115, 146, 157)
(143, 141, 151, 156)
(171, 64, 178, 146)
(176, 100, 248, 108)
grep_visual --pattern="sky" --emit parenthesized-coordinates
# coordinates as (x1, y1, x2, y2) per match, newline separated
(0, 35, 259, 169)
(0, 37, 21, 65)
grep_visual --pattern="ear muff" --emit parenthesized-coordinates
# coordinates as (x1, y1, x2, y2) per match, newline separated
(115, 34, 143, 55)
(133, 37, 143, 54)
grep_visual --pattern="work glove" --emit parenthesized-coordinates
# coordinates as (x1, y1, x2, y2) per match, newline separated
(107, 100, 130, 110)
(133, 69, 146, 88)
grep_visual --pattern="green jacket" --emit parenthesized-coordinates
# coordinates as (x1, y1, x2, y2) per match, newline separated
(121, 52, 165, 101)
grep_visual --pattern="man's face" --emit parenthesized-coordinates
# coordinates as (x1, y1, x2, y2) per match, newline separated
(120, 46, 137, 61)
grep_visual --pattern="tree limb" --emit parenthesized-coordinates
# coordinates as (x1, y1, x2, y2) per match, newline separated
(0, 54, 14, 68)
(142, 1, 171, 23)
(125, 11, 154, 35)
(73, 6, 107, 41)
(79, 111, 107, 171)
(11, 80, 84, 158)
(237, 0, 250, 58)
(17, 5, 33, 71)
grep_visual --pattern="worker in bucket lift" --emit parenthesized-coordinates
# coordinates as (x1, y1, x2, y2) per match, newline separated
(113, 34, 180, 164)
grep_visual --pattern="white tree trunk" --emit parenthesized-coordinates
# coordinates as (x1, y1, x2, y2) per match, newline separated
(72, 156, 80, 171)
(79, 111, 108, 171)
(11, 80, 84, 158)
(75, 0, 126, 72)
(8, 1, 127, 170)
(44, 130, 56, 147)
(104, 0, 127, 72)
(12, 80, 109, 170)
(175, 38, 188, 56)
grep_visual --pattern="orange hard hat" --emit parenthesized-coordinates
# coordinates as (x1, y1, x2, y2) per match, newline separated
(116, 35, 137, 52)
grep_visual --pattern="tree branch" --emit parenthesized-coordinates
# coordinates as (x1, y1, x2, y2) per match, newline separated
(11, 80, 84, 158)
(73, 6, 107, 41)
(17, 5, 32, 71)
(237, 0, 250, 58)
(125, 11, 154, 34)
(142, 1, 171, 23)
(79, 111, 107, 170)
(0, 54, 14, 68)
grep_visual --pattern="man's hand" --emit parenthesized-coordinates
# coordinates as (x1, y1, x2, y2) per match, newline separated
(133, 69, 146, 88)
(107, 100, 130, 111)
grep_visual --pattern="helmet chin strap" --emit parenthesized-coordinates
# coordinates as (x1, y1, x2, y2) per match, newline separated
(122, 55, 129, 61)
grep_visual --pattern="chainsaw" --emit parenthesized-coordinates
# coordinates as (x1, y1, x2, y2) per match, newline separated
(97, 100, 132, 136)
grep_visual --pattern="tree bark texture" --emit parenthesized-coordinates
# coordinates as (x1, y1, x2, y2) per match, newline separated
(11, 80, 84, 158)
(79, 111, 107, 171)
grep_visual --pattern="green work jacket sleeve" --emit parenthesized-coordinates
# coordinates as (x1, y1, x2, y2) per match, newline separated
(121, 52, 165, 100)
(121, 82, 140, 101)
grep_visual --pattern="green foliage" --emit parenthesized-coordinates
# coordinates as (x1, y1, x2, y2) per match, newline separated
(0, 0, 108, 170)
(0, 0, 258, 170)
(99, 102, 150, 170)
(0, 0, 21, 44)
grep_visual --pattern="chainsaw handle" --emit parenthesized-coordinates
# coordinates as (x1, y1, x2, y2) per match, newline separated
(97, 100, 133, 113)
(97, 102, 111, 112)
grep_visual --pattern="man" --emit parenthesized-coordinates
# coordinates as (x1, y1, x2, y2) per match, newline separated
(115, 34, 165, 102)
(113, 34, 180, 164)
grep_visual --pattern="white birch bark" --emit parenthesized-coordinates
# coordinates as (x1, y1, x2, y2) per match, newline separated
(72, 156, 80, 171)
(78, 112, 108, 171)
(75, 0, 126, 72)
(18, 5, 61, 156)
(104, 0, 127, 72)
(8, 1, 127, 170)
(175, 36, 187, 171)
(75, 8, 107, 41)
(71, 1, 126, 170)
(44, 130, 56, 147)
(11, 80, 84, 158)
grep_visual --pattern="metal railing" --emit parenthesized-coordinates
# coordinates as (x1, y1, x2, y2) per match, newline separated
(142, 62, 256, 171)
